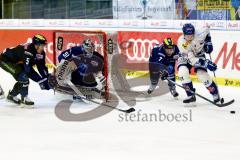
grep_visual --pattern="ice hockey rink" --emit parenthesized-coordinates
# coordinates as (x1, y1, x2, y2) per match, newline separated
(0, 66, 239, 160)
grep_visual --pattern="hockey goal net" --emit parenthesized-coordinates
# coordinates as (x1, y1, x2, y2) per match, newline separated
(53, 30, 109, 100)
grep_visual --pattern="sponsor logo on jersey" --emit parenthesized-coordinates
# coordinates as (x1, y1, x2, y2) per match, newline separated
(90, 60, 99, 67)
(36, 54, 44, 60)
(182, 42, 190, 49)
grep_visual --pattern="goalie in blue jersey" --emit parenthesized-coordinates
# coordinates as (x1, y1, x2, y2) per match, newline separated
(49, 39, 106, 99)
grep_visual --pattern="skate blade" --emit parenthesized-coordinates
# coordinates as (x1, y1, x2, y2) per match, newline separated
(184, 102, 197, 107)
(6, 99, 21, 105)
(73, 98, 84, 102)
(20, 104, 35, 109)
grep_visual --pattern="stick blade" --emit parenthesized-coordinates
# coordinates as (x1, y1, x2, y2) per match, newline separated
(124, 107, 135, 113)
(216, 99, 235, 107)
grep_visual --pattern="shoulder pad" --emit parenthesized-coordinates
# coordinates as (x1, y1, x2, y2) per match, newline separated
(153, 44, 161, 48)
(24, 51, 33, 57)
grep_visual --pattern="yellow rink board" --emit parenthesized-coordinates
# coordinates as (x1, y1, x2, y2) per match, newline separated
(43, 64, 240, 87)
(123, 70, 240, 87)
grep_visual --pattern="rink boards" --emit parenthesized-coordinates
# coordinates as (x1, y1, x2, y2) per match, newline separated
(0, 22, 239, 87)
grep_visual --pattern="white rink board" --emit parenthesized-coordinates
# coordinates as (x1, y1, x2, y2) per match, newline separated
(0, 20, 240, 160)
(0, 19, 240, 30)
(0, 19, 240, 85)
(0, 24, 240, 86)
(210, 31, 240, 79)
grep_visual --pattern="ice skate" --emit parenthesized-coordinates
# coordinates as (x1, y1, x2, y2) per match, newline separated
(21, 96, 34, 108)
(7, 91, 21, 104)
(147, 84, 157, 94)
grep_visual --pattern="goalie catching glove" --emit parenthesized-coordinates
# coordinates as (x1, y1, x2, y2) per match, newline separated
(95, 74, 106, 91)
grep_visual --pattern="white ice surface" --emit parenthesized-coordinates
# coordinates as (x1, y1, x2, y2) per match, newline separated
(0, 69, 240, 160)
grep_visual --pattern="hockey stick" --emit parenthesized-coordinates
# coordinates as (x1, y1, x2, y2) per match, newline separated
(52, 59, 135, 113)
(209, 54, 216, 78)
(66, 80, 135, 113)
(167, 79, 234, 107)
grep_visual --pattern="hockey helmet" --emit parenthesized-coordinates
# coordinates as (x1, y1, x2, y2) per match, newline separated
(182, 23, 195, 35)
(163, 38, 174, 49)
(32, 34, 47, 45)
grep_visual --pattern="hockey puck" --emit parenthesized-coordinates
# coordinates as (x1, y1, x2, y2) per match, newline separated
(230, 111, 236, 114)
(126, 108, 135, 113)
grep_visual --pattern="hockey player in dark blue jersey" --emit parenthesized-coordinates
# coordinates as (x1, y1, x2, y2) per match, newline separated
(148, 38, 180, 98)
(0, 34, 51, 106)
(52, 39, 106, 99)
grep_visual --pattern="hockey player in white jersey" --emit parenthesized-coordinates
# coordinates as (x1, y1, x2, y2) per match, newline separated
(177, 23, 222, 104)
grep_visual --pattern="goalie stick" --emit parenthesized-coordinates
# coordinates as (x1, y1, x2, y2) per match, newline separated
(66, 80, 135, 113)
(167, 79, 235, 107)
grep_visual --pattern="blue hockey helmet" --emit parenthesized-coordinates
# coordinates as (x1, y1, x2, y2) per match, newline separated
(182, 23, 195, 35)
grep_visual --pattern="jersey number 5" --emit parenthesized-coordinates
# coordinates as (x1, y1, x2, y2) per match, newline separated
(26, 58, 30, 65)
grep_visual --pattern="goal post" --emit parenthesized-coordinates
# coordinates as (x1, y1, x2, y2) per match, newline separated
(53, 30, 109, 100)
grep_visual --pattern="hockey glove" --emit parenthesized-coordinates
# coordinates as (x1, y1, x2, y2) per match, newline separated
(206, 59, 217, 71)
(203, 43, 213, 54)
(195, 59, 217, 71)
(160, 69, 169, 80)
(38, 77, 51, 90)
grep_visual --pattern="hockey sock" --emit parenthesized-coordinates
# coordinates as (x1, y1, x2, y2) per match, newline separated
(182, 82, 194, 97)
(150, 71, 160, 86)
(19, 81, 29, 98)
(168, 77, 176, 89)
(10, 82, 21, 96)
(206, 81, 219, 96)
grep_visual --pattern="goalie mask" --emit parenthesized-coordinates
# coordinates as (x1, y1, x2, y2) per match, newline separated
(82, 39, 95, 56)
